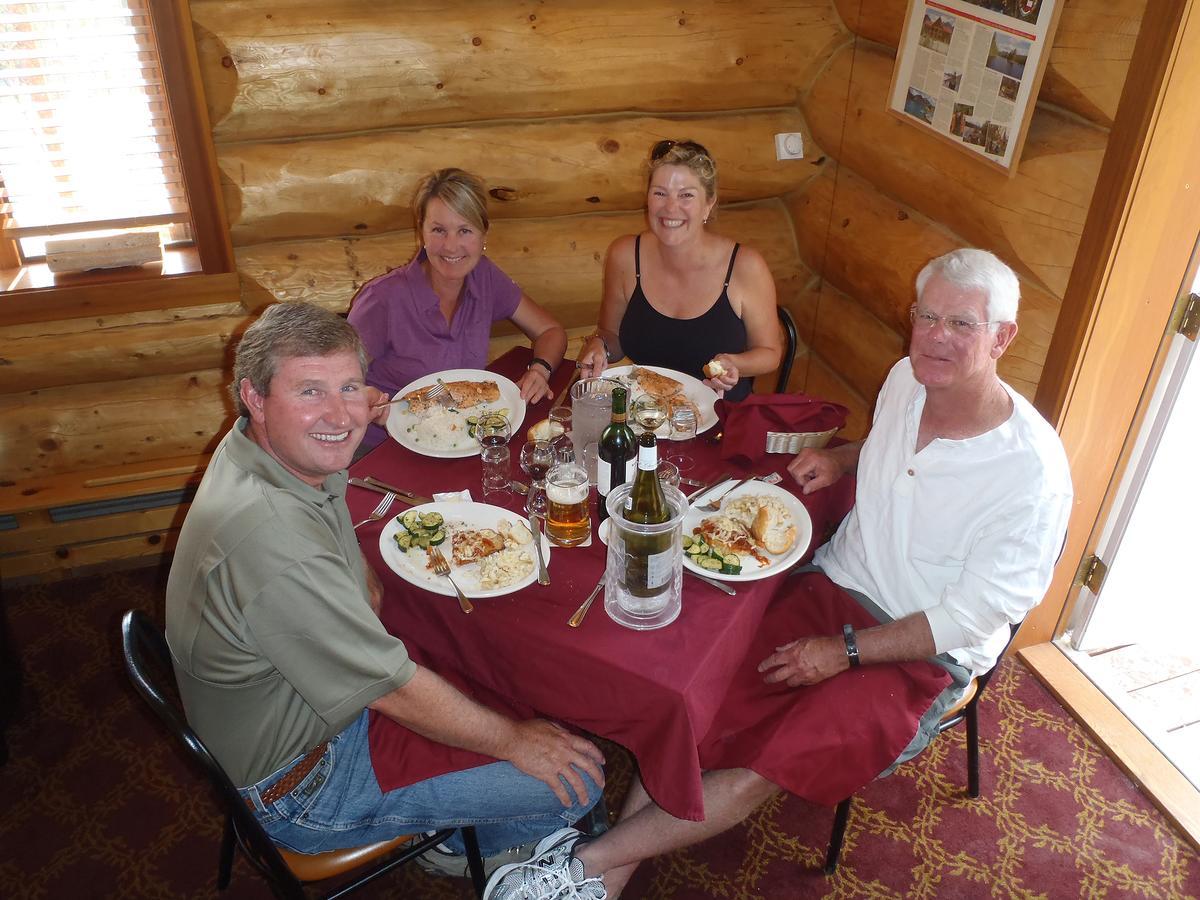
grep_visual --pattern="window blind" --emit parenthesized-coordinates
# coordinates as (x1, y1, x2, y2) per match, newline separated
(0, 0, 190, 258)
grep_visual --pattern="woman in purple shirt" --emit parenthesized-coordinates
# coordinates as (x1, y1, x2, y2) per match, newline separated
(349, 168, 567, 447)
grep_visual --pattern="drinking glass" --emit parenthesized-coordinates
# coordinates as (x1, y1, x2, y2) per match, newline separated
(548, 405, 575, 464)
(520, 440, 556, 518)
(476, 413, 512, 497)
(544, 460, 591, 547)
(656, 459, 680, 488)
(631, 395, 667, 436)
(665, 405, 698, 472)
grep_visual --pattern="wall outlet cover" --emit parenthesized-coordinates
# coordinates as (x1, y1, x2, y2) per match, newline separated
(775, 132, 805, 160)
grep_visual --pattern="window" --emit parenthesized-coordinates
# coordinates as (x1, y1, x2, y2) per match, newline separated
(0, 0, 191, 268)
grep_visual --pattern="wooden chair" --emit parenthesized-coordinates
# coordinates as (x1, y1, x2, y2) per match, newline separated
(823, 621, 1022, 874)
(777, 306, 798, 393)
(120, 610, 486, 898)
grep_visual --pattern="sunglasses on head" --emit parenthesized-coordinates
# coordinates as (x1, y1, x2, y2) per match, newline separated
(651, 139, 712, 161)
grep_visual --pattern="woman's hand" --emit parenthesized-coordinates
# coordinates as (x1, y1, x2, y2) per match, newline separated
(702, 354, 740, 398)
(517, 366, 553, 403)
(576, 336, 609, 378)
(364, 386, 391, 427)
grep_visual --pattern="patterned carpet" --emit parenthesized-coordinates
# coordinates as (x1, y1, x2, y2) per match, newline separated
(1, 567, 1197, 899)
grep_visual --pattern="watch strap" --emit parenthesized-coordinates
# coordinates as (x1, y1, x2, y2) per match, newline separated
(528, 356, 554, 376)
(842, 623, 861, 668)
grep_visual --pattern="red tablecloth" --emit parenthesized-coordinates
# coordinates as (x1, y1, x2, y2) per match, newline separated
(350, 350, 928, 820)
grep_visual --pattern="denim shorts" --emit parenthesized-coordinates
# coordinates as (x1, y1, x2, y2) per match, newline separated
(239, 710, 601, 856)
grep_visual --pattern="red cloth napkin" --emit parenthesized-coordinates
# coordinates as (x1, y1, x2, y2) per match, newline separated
(716, 393, 849, 466)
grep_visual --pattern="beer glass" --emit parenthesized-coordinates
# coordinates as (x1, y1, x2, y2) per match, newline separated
(544, 460, 591, 547)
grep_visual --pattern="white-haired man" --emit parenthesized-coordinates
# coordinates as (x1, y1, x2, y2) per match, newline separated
(482, 248, 1072, 899)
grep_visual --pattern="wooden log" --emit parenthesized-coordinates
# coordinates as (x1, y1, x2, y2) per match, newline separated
(786, 166, 1054, 396)
(803, 43, 1106, 297)
(191, 0, 847, 142)
(802, 352, 872, 441)
(0, 311, 251, 392)
(1, 530, 179, 584)
(235, 202, 811, 331)
(0, 371, 233, 481)
(832, 0, 1144, 128)
(808, 281, 906, 402)
(219, 111, 826, 245)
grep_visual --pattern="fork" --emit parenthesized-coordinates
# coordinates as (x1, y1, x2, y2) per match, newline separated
(352, 492, 396, 529)
(429, 547, 474, 614)
(422, 379, 457, 409)
(696, 475, 767, 512)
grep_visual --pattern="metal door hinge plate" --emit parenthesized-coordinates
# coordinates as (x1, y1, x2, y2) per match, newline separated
(1179, 292, 1200, 341)
(1077, 554, 1108, 595)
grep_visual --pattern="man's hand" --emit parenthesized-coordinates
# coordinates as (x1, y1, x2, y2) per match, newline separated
(759, 635, 849, 687)
(365, 385, 390, 427)
(787, 448, 843, 495)
(505, 719, 606, 807)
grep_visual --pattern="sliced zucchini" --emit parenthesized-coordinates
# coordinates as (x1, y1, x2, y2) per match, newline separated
(428, 528, 446, 546)
(682, 534, 694, 550)
(699, 556, 723, 571)
(401, 510, 420, 532)
(419, 511, 444, 529)
(720, 558, 742, 575)
(393, 531, 412, 550)
(720, 553, 740, 568)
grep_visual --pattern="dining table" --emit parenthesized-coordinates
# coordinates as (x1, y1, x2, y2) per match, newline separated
(349, 348, 859, 821)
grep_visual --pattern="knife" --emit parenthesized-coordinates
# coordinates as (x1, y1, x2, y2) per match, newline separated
(360, 476, 432, 505)
(684, 471, 733, 504)
(529, 512, 551, 586)
(685, 568, 737, 596)
(348, 477, 424, 505)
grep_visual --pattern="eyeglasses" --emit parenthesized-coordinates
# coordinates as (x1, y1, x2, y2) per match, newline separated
(909, 306, 1003, 336)
(651, 139, 712, 161)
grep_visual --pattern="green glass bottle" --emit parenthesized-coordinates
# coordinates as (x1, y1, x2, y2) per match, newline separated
(622, 431, 671, 598)
(597, 386, 636, 523)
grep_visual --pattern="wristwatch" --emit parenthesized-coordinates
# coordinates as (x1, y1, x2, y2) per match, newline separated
(842, 624, 861, 668)
(528, 356, 554, 377)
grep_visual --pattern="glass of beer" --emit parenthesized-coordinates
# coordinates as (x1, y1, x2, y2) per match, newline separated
(544, 460, 591, 547)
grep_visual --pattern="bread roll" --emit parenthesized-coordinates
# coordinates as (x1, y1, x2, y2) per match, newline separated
(750, 503, 796, 555)
(703, 359, 726, 379)
(527, 418, 564, 442)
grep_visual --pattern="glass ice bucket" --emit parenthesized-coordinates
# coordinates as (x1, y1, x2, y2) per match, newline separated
(603, 481, 687, 630)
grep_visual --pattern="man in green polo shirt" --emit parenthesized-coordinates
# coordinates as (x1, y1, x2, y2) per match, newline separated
(166, 301, 602, 867)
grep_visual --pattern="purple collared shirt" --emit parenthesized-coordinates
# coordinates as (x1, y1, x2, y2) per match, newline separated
(349, 248, 523, 396)
(348, 248, 523, 451)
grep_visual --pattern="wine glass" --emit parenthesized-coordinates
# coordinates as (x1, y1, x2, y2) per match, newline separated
(631, 395, 667, 436)
(474, 412, 512, 448)
(665, 404, 698, 472)
(548, 405, 575, 464)
(520, 440, 555, 518)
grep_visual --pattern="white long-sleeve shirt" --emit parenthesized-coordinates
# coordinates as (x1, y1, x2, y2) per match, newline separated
(815, 358, 1073, 676)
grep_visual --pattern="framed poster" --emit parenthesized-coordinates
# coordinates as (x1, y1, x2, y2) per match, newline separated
(887, 0, 1065, 173)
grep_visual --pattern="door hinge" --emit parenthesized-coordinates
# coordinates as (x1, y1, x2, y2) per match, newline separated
(1179, 292, 1200, 341)
(1077, 554, 1108, 595)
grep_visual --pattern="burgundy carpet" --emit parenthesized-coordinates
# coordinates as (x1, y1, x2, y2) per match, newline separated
(1, 567, 1196, 899)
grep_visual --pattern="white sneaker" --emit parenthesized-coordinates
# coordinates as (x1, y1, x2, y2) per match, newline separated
(483, 829, 605, 900)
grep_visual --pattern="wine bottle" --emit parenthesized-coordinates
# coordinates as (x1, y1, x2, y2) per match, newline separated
(596, 385, 636, 523)
(622, 432, 672, 599)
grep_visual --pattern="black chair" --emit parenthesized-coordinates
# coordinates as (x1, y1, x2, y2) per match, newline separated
(776, 306, 798, 393)
(824, 621, 1022, 874)
(120, 610, 486, 898)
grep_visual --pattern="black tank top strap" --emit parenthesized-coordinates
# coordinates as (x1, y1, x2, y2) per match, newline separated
(634, 234, 642, 281)
(723, 243, 741, 288)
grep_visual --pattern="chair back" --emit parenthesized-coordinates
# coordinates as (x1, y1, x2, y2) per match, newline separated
(120, 610, 306, 897)
(776, 306, 798, 393)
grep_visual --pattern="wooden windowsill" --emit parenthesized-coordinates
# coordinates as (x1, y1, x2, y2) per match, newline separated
(1, 246, 203, 293)
(1019, 642, 1200, 852)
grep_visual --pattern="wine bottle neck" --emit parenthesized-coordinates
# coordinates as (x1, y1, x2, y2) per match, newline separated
(637, 442, 657, 471)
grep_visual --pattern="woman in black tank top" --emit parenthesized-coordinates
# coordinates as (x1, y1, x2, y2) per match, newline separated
(577, 140, 783, 401)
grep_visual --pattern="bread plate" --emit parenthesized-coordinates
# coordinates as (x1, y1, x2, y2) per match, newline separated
(681, 480, 812, 582)
(378, 501, 551, 598)
(386, 369, 525, 459)
(603, 364, 719, 437)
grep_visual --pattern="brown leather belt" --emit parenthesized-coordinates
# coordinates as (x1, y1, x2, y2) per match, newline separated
(247, 741, 329, 809)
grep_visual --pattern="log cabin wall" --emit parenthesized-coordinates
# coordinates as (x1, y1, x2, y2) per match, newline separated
(0, 0, 1146, 581)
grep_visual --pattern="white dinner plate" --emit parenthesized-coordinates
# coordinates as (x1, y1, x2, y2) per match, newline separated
(604, 365, 719, 438)
(378, 501, 551, 599)
(386, 369, 526, 458)
(682, 480, 812, 582)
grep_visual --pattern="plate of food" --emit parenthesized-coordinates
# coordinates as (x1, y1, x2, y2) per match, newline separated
(378, 501, 551, 598)
(386, 369, 525, 458)
(603, 365, 719, 437)
(681, 480, 812, 582)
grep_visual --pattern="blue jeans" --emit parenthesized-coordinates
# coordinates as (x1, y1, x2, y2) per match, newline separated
(240, 710, 601, 856)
